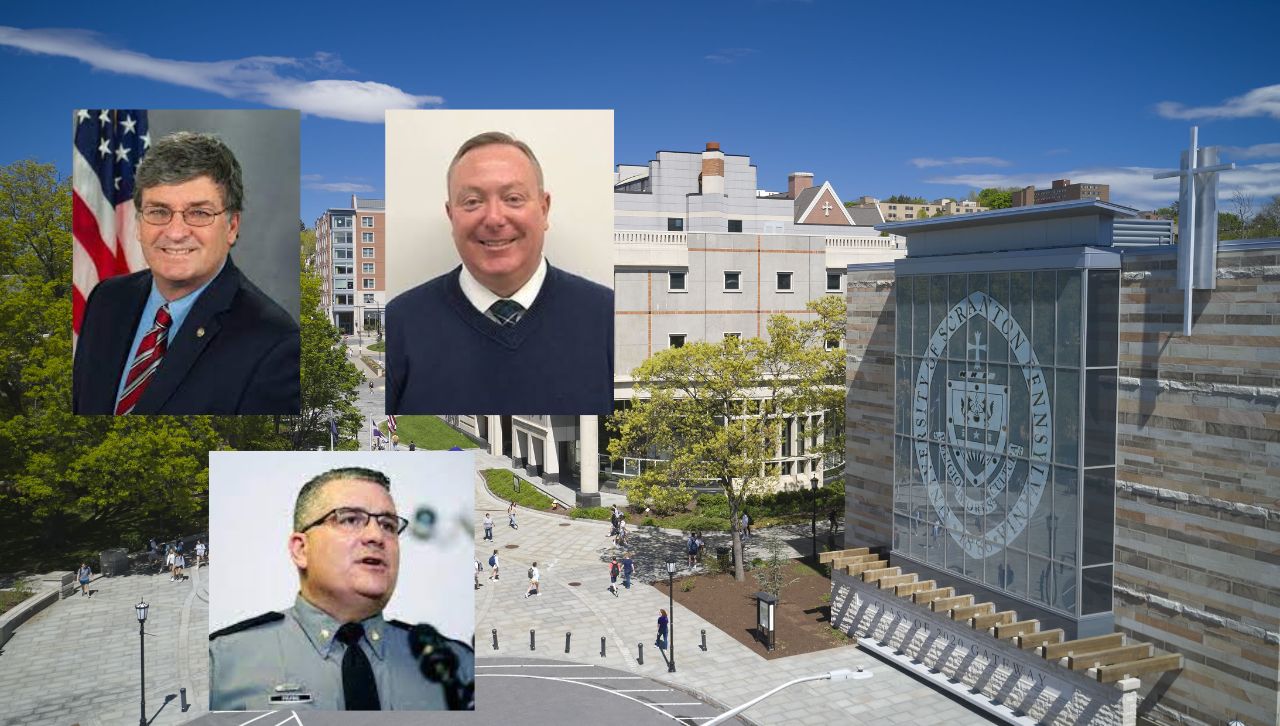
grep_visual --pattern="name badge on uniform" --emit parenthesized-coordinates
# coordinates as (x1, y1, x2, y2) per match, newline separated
(269, 683, 313, 704)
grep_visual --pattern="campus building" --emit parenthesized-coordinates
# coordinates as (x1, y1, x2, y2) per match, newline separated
(450, 142, 907, 501)
(852, 195, 989, 222)
(314, 196, 386, 334)
(840, 199, 1276, 725)
(1011, 178, 1111, 207)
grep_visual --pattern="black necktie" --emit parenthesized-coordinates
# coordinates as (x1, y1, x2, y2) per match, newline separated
(488, 298, 524, 326)
(336, 622, 381, 710)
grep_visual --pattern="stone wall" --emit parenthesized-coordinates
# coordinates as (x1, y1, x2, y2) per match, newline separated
(844, 268, 895, 549)
(1114, 244, 1280, 726)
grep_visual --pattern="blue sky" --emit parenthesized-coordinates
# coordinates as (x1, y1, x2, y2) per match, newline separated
(2, 0, 1277, 223)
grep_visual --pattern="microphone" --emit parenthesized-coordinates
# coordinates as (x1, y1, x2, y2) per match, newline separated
(407, 623, 474, 710)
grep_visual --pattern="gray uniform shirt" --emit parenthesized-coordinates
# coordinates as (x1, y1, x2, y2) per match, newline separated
(209, 594, 473, 711)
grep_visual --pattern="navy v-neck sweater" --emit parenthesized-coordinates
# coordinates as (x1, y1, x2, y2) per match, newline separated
(386, 264, 614, 415)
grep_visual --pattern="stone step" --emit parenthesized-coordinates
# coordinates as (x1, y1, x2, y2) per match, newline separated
(894, 580, 936, 598)
(834, 553, 883, 570)
(846, 560, 887, 576)
(1068, 644, 1153, 671)
(819, 547, 870, 564)
(878, 573, 917, 590)
(993, 620, 1040, 640)
(1043, 633, 1125, 660)
(950, 602, 994, 621)
(970, 611, 1016, 630)
(911, 586, 955, 605)
(1095, 653, 1183, 683)
(929, 594, 974, 613)
(1017, 628, 1064, 650)
(862, 566, 902, 584)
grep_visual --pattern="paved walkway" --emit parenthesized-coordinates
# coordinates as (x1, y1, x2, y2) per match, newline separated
(345, 339, 388, 450)
(0, 562, 210, 726)
(473, 457, 997, 726)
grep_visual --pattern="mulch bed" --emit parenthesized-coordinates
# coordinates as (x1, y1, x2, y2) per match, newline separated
(651, 559, 853, 660)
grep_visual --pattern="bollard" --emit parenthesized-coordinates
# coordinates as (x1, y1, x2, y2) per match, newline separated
(491, 628, 498, 650)
(600, 636, 606, 657)
(700, 628, 707, 652)
(179, 687, 189, 712)
(565, 632, 572, 653)
(637, 642, 644, 665)
(530, 629, 535, 651)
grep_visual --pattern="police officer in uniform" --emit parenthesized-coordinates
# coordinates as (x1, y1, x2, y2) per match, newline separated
(210, 467, 473, 710)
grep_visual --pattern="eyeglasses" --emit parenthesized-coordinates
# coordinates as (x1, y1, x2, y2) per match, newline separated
(139, 207, 229, 227)
(300, 507, 409, 536)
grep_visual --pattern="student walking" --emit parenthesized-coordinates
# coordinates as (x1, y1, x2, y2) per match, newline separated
(77, 562, 92, 596)
(508, 502, 519, 530)
(194, 540, 207, 568)
(524, 562, 540, 598)
(166, 547, 176, 581)
(474, 559, 483, 589)
(655, 609, 669, 650)
(483, 513, 494, 541)
(608, 557, 620, 597)
(615, 520, 629, 548)
(622, 552, 634, 590)
(488, 550, 500, 580)
(173, 551, 185, 582)
(686, 532, 699, 568)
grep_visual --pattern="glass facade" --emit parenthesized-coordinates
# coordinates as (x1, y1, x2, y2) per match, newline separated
(892, 269, 1119, 619)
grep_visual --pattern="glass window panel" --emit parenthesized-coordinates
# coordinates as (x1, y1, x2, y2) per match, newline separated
(1002, 457, 1031, 552)
(1033, 271, 1056, 368)
(1026, 445, 1053, 561)
(930, 275, 947, 358)
(967, 272, 989, 364)
(988, 273, 1010, 364)
(896, 357, 912, 436)
(1056, 271, 1082, 368)
(1086, 270, 1120, 367)
(1029, 556, 1053, 607)
(983, 547, 1004, 592)
(893, 513, 910, 553)
(944, 525, 964, 576)
(906, 515, 929, 562)
(924, 506, 945, 568)
(1054, 368, 1080, 466)
(894, 435, 911, 513)
(1081, 565, 1113, 615)
(913, 275, 930, 356)
(1010, 272, 1033, 355)
(1008, 362, 1030, 463)
(896, 276, 911, 355)
(1004, 547, 1028, 599)
(1081, 468, 1115, 566)
(946, 274, 968, 360)
(1053, 465, 1078, 565)
(1084, 370, 1117, 467)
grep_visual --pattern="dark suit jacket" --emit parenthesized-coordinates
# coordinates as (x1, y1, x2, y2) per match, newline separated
(72, 256, 300, 415)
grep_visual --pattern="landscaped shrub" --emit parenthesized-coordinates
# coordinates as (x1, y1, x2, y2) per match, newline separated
(483, 469, 554, 509)
(570, 506, 612, 520)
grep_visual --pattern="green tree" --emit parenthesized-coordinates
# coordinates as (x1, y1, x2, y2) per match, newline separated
(885, 194, 927, 205)
(977, 187, 1016, 209)
(608, 297, 844, 581)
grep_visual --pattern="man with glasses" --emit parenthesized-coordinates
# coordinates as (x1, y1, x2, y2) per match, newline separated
(72, 131, 299, 414)
(210, 467, 474, 711)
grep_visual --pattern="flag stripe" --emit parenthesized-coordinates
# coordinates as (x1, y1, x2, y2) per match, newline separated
(72, 191, 121, 283)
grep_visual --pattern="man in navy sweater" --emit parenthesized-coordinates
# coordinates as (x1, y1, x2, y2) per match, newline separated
(386, 132, 613, 415)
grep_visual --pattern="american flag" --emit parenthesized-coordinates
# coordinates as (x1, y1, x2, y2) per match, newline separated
(72, 109, 150, 335)
(386, 414, 397, 433)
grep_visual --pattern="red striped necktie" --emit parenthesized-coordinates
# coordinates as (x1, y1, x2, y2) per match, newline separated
(115, 304, 172, 415)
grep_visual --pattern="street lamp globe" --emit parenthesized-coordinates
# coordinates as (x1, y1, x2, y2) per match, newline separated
(135, 600, 149, 623)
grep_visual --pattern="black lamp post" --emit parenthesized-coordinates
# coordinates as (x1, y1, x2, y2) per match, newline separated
(666, 560, 676, 673)
(810, 474, 820, 563)
(135, 600, 149, 726)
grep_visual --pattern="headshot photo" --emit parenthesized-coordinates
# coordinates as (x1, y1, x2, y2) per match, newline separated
(207, 451, 475, 712)
(384, 110, 615, 416)
(71, 109, 300, 415)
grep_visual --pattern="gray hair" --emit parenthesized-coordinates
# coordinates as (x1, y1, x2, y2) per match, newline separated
(134, 131, 244, 213)
(446, 130, 544, 193)
(293, 467, 392, 532)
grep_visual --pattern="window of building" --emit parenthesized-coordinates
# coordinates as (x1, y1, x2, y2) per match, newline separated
(341, 279, 353, 289)
(905, 213, 914, 219)
(363, 294, 376, 304)
(362, 247, 374, 258)
(335, 264, 352, 276)
(335, 248, 352, 260)
(668, 271, 686, 292)
(728, 219, 743, 233)
(363, 278, 375, 289)
(362, 232, 374, 243)
(361, 216, 374, 228)
(667, 218, 684, 232)
(825, 337, 840, 351)
(333, 217, 352, 229)
(826, 272, 842, 292)
(362, 263, 375, 273)
(724, 270, 741, 292)
(888, 205, 897, 210)
(335, 294, 352, 305)
(776, 271, 793, 292)
(669, 334, 686, 348)
(724, 332, 741, 340)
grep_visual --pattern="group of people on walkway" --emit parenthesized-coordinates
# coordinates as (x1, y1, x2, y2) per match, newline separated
(606, 552, 635, 596)
(148, 537, 206, 581)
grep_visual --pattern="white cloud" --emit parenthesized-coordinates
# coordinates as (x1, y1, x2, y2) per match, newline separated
(1155, 83, 1280, 121)
(0, 26, 441, 123)
(306, 182, 376, 193)
(705, 48, 757, 64)
(925, 164, 1280, 209)
(1221, 143, 1280, 160)
(909, 156, 1011, 169)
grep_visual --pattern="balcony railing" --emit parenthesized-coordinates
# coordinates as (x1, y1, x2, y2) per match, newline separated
(614, 231, 688, 245)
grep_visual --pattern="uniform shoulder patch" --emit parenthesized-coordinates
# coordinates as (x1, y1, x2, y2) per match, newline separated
(210, 611, 284, 641)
